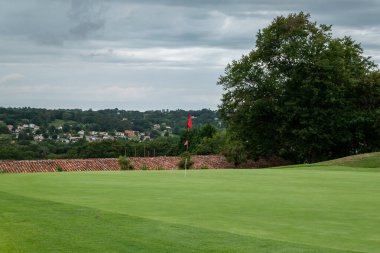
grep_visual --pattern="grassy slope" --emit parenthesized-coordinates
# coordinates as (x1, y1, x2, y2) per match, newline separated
(0, 168, 379, 252)
(321, 152, 380, 168)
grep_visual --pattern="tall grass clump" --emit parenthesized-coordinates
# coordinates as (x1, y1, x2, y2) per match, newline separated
(118, 156, 134, 170)
(178, 152, 194, 169)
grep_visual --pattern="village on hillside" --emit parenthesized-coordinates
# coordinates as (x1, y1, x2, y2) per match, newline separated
(4, 122, 173, 143)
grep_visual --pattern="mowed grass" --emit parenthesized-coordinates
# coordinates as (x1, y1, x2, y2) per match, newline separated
(321, 152, 380, 169)
(1, 165, 379, 252)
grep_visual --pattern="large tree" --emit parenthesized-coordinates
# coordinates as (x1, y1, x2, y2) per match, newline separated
(218, 12, 380, 163)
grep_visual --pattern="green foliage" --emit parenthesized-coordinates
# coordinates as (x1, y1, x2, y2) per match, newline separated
(150, 129, 161, 138)
(222, 139, 248, 167)
(178, 151, 194, 169)
(219, 12, 380, 163)
(0, 145, 23, 160)
(141, 164, 149, 170)
(55, 165, 63, 172)
(0, 107, 225, 160)
(178, 124, 220, 154)
(118, 156, 134, 170)
(0, 123, 10, 134)
(0, 134, 12, 146)
(195, 131, 228, 155)
(0, 107, 220, 134)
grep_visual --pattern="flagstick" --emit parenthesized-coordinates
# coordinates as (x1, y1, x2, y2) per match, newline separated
(186, 128, 188, 176)
(185, 158, 188, 177)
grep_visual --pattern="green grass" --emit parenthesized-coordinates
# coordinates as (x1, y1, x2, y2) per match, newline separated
(0, 167, 379, 252)
(320, 152, 380, 169)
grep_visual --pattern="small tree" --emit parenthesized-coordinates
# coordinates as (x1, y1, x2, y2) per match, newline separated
(118, 156, 134, 170)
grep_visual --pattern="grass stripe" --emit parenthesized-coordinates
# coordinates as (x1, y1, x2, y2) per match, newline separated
(0, 191, 359, 253)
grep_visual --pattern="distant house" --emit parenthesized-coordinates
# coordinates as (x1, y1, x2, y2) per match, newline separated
(125, 130, 138, 137)
(103, 135, 114, 140)
(7, 125, 13, 131)
(153, 124, 161, 130)
(78, 130, 85, 136)
(86, 136, 101, 142)
(69, 136, 82, 142)
(34, 134, 44, 142)
(115, 132, 125, 138)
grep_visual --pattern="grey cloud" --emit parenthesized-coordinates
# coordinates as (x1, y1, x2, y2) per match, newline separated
(32, 32, 64, 46)
(68, 0, 108, 39)
(0, 73, 24, 86)
(0, 0, 379, 110)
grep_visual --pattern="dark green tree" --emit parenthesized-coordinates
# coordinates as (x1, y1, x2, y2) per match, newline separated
(0, 123, 10, 134)
(218, 12, 380, 163)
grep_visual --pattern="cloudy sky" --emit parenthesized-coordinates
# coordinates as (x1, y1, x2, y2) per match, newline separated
(0, 0, 379, 111)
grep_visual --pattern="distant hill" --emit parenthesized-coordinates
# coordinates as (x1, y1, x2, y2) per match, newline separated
(0, 107, 222, 134)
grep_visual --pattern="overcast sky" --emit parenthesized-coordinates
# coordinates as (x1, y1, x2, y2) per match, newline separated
(0, 0, 379, 111)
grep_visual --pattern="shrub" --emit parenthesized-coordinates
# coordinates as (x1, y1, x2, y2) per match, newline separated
(141, 164, 149, 170)
(222, 140, 247, 167)
(178, 151, 194, 169)
(199, 166, 209, 170)
(118, 156, 134, 170)
(55, 165, 63, 172)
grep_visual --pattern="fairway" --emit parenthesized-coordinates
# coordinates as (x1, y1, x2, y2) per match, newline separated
(1, 167, 379, 252)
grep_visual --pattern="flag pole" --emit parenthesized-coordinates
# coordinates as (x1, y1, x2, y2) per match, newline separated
(185, 158, 187, 177)
(185, 114, 192, 177)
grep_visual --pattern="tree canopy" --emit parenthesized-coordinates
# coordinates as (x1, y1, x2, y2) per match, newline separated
(218, 12, 380, 163)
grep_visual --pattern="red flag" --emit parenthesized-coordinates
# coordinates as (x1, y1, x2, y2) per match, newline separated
(184, 140, 189, 146)
(187, 115, 192, 130)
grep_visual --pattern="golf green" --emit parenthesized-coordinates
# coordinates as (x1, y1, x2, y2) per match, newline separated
(0, 167, 379, 252)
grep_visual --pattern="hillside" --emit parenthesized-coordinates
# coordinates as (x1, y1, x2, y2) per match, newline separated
(277, 152, 380, 173)
(0, 107, 221, 135)
(319, 152, 380, 168)
(0, 107, 225, 160)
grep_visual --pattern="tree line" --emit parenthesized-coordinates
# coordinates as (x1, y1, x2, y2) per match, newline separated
(0, 123, 234, 160)
(0, 107, 221, 134)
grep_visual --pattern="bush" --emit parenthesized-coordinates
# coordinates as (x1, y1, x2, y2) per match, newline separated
(178, 152, 194, 169)
(222, 140, 247, 167)
(141, 164, 148, 170)
(55, 165, 63, 172)
(118, 156, 134, 170)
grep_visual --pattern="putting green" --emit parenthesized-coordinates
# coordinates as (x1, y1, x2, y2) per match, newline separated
(0, 167, 379, 252)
